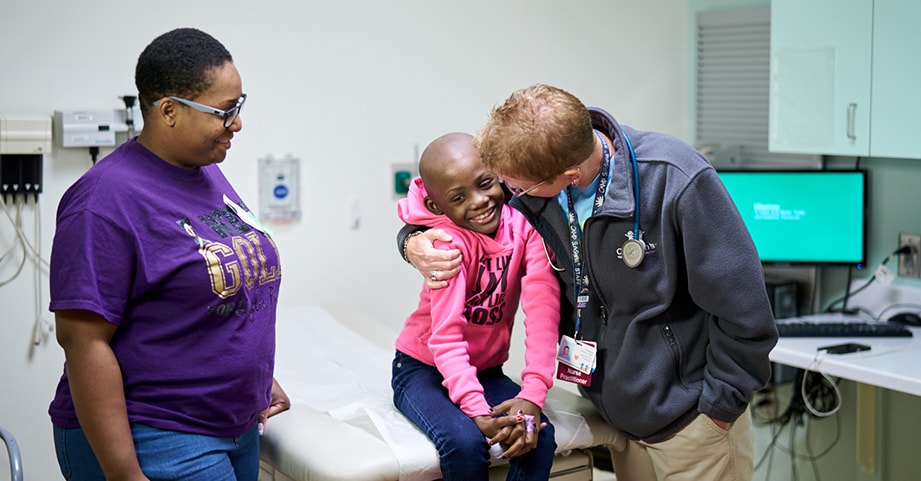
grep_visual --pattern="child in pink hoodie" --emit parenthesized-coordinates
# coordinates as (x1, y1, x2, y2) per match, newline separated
(392, 132, 560, 481)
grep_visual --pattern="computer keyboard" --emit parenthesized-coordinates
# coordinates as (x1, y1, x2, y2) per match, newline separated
(776, 321, 913, 338)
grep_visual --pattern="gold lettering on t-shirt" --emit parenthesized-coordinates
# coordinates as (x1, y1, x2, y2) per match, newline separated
(178, 218, 280, 299)
(243, 231, 281, 286)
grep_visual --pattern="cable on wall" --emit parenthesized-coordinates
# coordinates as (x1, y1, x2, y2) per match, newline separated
(0, 197, 27, 286)
(824, 244, 912, 313)
(0, 193, 52, 346)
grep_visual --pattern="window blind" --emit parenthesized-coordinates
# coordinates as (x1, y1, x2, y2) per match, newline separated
(696, 7, 819, 169)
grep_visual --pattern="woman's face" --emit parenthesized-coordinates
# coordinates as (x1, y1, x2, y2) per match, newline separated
(168, 61, 244, 169)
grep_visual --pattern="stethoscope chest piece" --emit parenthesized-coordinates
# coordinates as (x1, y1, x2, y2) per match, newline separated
(621, 234, 645, 268)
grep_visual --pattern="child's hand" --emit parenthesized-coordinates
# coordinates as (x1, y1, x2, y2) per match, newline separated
(471, 414, 518, 439)
(488, 399, 546, 458)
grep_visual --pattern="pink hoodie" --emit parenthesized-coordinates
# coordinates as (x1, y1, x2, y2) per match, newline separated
(395, 177, 561, 417)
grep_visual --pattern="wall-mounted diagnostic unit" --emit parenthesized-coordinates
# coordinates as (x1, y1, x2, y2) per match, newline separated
(53, 97, 144, 163)
(53, 106, 141, 148)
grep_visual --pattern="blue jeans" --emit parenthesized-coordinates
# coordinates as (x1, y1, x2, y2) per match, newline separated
(392, 350, 556, 481)
(53, 423, 260, 481)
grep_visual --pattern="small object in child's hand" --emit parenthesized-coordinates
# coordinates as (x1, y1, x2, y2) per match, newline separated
(523, 414, 535, 433)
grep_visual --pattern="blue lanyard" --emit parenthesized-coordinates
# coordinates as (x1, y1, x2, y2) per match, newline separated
(566, 130, 610, 336)
(565, 129, 639, 336)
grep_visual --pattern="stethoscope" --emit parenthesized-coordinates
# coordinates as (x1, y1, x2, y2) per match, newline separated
(619, 131, 646, 269)
(542, 128, 644, 272)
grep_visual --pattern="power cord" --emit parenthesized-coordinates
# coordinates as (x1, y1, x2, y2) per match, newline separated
(0, 195, 28, 286)
(877, 302, 921, 322)
(824, 245, 912, 313)
(754, 368, 841, 425)
(801, 355, 842, 418)
(0, 193, 53, 348)
(753, 369, 842, 481)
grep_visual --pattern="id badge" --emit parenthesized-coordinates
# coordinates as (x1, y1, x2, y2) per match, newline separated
(556, 335, 597, 386)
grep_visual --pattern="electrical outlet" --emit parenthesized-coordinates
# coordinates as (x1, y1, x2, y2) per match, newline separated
(898, 232, 921, 278)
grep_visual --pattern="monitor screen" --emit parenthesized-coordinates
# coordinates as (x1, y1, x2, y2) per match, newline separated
(716, 170, 868, 267)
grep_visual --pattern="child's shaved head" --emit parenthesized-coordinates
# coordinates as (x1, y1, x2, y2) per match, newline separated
(416, 132, 505, 235)
(419, 132, 478, 189)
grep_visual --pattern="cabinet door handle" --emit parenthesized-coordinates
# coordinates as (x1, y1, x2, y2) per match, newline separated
(846, 103, 857, 141)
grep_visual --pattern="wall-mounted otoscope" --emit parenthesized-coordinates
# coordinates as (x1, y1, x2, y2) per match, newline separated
(121, 95, 137, 139)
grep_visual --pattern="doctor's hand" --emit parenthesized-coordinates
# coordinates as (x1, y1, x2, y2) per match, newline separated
(258, 378, 291, 435)
(709, 415, 732, 431)
(488, 399, 545, 459)
(405, 229, 462, 289)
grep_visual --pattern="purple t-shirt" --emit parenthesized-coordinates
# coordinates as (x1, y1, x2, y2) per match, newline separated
(48, 139, 280, 437)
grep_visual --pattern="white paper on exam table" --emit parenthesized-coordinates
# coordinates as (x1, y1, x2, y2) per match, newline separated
(272, 304, 594, 481)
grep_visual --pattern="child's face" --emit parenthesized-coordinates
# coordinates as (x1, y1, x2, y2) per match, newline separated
(425, 153, 505, 235)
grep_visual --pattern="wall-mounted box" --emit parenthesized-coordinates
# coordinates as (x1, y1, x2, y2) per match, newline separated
(0, 115, 52, 154)
(0, 115, 50, 201)
(53, 109, 128, 148)
(392, 162, 416, 200)
(0, 154, 43, 201)
(259, 155, 301, 222)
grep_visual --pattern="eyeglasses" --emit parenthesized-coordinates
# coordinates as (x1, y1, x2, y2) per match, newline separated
(511, 179, 547, 197)
(498, 176, 549, 197)
(154, 93, 247, 128)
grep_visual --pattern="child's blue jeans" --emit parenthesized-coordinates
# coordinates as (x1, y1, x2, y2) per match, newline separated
(391, 350, 556, 481)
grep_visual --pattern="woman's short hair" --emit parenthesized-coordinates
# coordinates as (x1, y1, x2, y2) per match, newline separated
(135, 28, 233, 115)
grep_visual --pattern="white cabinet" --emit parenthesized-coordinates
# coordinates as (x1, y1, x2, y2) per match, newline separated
(769, 0, 872, 156)
(769, 0, 921, 159)
(868, 0, 921, 159)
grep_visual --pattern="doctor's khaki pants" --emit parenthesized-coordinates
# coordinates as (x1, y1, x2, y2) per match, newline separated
(613, 406, 754, 481)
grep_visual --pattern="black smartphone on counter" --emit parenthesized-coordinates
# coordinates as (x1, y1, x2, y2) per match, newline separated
(817, 342, 871, 354)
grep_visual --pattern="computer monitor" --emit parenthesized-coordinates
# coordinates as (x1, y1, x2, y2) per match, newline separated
(716, 169, 868, 268)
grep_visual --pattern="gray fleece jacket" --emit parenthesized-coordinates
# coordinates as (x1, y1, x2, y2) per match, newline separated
(510, 108, 778, 442)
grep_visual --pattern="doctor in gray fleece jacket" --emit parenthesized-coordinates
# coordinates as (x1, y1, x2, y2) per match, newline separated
(401, 84, 778, 481)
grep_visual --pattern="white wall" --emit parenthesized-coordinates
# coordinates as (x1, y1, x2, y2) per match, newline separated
(0, 1, 690, 478)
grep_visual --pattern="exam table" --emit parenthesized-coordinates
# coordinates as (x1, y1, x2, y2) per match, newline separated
(259, 304, 653, 481)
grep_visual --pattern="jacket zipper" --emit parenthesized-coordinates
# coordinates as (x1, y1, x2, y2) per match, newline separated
(582, 217, 608, 328)
(663, 324, 678, 348)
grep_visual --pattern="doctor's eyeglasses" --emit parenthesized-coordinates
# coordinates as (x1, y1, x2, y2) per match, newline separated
(154, 93, 247, 128)
(511, 179, 547, 197)
(498, 177, 548, 198)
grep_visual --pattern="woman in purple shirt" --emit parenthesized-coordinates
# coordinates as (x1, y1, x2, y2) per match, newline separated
(48, 28, 288, 481)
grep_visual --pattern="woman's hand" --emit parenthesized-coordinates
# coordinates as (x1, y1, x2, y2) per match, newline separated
(405, 229, 463, 288)
(258, 378, 291, 435)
